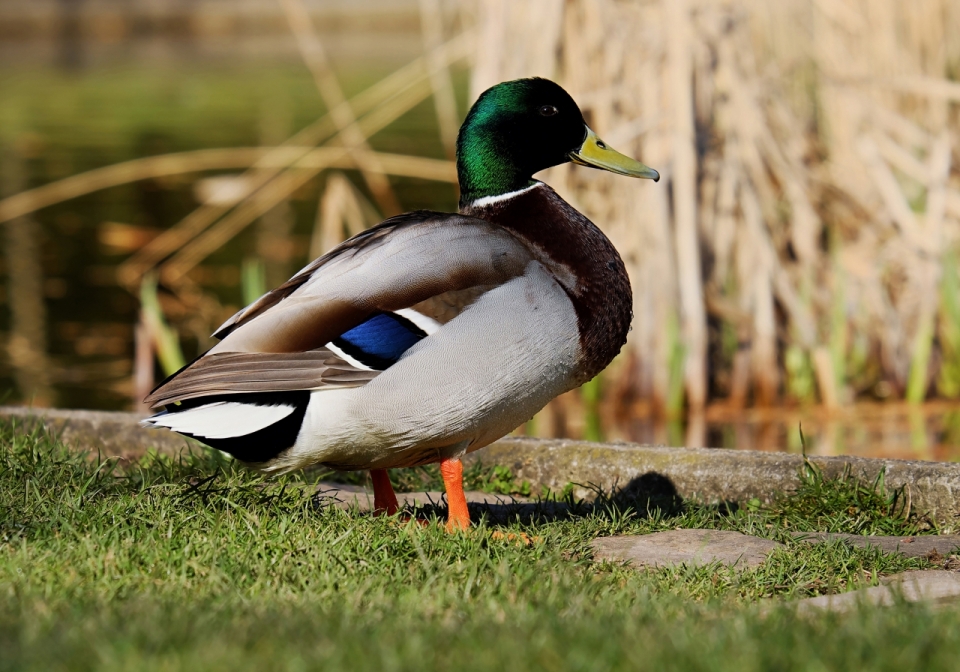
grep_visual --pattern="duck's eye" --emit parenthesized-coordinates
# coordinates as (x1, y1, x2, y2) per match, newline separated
(539, 105, 558, 117)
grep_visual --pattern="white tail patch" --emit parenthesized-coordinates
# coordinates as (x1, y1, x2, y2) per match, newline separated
(142, 401, 296, 439)
(324, 341, 374, 371)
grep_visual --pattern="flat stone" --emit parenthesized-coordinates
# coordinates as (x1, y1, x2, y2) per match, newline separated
(792, 532, 960, 559)
(591, 529, 782, 569)
(315, 482, 523, 510)
(793, 570, 960, 613)
(314, 482, 571, 523)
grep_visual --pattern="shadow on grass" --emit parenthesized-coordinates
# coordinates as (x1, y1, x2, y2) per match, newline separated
(398, 470, 710, 527)
(388, 457, 928, 537)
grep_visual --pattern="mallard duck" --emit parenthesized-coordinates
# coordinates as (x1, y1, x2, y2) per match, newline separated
(142, 78, 659, 530)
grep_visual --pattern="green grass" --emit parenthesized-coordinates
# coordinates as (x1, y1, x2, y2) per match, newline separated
(2, 420, 960, 671)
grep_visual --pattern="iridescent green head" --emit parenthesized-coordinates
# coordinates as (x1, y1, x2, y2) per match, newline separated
(456, 78, 658, 205)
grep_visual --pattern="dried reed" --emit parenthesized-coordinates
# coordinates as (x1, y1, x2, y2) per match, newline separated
(465, 0, 960, 433)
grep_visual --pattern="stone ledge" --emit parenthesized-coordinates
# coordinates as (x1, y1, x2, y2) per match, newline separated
(4, 406, 960, 524)
(472, 437, 960, 525)
(0, 406, 196, 460)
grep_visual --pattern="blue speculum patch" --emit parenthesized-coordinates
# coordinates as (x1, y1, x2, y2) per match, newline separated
(334, 312, 427, 369)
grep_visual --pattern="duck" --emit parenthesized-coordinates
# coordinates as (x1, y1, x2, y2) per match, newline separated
(142, 77, 659, 531)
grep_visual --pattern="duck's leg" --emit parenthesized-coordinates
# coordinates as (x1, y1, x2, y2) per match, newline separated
(440, 458, 471, 531)
(370, 469, 399, 515)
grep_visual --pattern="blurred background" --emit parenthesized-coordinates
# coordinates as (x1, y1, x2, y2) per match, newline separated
(3, 0, 960, 460)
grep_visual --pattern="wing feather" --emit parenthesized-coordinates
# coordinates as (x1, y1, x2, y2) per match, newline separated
(206, 212, 531, 355)
(144, 349, 378, 407)
(146, 212, 533, 408)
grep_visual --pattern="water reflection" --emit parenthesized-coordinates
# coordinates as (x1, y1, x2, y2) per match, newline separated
(578, 401, 960, 462)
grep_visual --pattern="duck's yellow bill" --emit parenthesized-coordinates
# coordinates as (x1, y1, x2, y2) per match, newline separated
(569, 126, 660, 181)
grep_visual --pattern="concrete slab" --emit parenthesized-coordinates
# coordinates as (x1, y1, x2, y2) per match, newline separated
(6, 406, 960, 524)
(0, 406, 195, 460)
(792, 532, 960, 559)
(793, 570, 960, 613)
(591, 529, 782, 569)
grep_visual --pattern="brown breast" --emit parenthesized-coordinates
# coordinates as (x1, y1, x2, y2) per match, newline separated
(461, 184, 633, 382)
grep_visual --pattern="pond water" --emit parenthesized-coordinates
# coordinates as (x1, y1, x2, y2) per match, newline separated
(605, 402, 960, 462)
(0, 30, 462, 410)
(511, 390, 960, 462)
